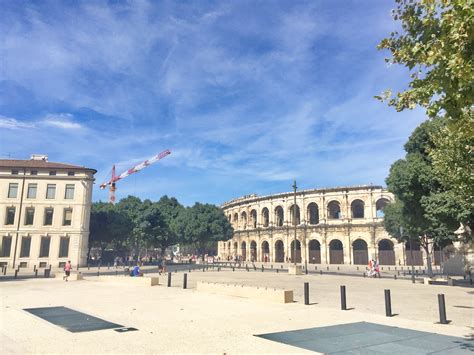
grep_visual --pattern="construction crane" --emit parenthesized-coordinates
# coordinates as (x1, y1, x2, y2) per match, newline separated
(100, 149, 171, 204)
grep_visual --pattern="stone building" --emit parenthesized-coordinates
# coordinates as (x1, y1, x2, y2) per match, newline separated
(218, 185, 429, 266)
(0, 155, 96, 268)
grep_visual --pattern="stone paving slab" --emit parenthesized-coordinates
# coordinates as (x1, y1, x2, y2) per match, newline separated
(256, 322, 473, 354)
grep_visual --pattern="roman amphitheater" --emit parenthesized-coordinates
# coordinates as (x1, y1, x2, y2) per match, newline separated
(218, 185, 431, 266)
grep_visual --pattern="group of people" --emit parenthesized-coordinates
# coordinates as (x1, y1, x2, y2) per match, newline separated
(368, 259, 380, 277)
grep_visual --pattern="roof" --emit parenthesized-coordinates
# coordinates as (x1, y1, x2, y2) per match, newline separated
(0, 159, 97, 173)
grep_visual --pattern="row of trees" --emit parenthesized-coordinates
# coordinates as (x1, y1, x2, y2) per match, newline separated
(377, 0, 473, 275)
(89, 196, 233, 260)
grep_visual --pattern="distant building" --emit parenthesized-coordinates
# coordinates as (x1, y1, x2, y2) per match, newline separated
(218, 185, 425, 266)
(0, 155, 96, 268)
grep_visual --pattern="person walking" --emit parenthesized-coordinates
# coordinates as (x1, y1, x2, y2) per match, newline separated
(63, 260, 72, 281)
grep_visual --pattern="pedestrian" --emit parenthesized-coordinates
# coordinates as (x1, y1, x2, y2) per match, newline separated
(63, 260, 72, 281)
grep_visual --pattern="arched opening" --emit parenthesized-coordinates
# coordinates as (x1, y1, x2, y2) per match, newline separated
(290, 240, 301, 263)
(434, 240, 453, 266)
(275, 206, 284, 227)
(329, 239, 344, 264)
(233, 242, 238, 260)
(241, 241, 246, 261)
(233, 213, 238, 227)
(250, 241, 257, 262)
(405, 240, 423, 266)
(376, 198, 389, 218)
(228, 214, 231, 222)
(250, 209, 257, 229)
(352, 239, 368, 265)
(261, 208, 269, 227)
(351, 200, 365, 219)
(261, 241, 270, 262)
(289, 205, 300, 225)
(274, 240, 284, 262)
(327, 201, 341, 219)
(241, 211, 247, 230)
(307, 203, 319, 225)
(308, 239, 321, 264)
(378, 239, 395, 265)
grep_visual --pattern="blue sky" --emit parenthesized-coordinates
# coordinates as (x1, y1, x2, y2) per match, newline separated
(0, 0, 425, 206)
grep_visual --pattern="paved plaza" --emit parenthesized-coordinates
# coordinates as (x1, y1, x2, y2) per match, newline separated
(1, 269, 473, 354)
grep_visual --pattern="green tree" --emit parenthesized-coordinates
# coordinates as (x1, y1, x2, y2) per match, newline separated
(384, 119, 465, 275)
(89, 202, 131, 261)
(377, 0, 474, 226)
(154, 196, 185, 255)
(179, 203, 233, 258)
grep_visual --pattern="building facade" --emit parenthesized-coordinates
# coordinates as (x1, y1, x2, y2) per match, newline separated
(0, 155, 96, 268)
(218, 185, 428, 266)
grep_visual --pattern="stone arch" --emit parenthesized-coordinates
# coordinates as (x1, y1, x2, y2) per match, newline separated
(233, 213, 238, 226)
(308, 239, 321, 264)
(307, 203, 319, 225)
(275, 206, 284, 227)
(261, 207, 269, 227)
(376, 198, 390, 218)
(378, 239, 395, 265)
(250, 209, 257, 229)
(250, 240, 257, 262)
(329, 239, 344, 264)
(327, 200, 341, 219)
(274, 240, 285, 262)
(405, 240, 423, 266)
(289, 204, 301, 225)
(351, 199, 365, 219)
(241, 241, 246, 261)
(241, 211, 247, 229)
(352, 239, 368, 265)
(433, 239, 453, 266)
(290, 239, 302, 263)
(261, 240, 270, 262)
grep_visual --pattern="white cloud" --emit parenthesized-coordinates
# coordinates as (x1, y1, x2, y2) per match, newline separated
(42, 113, 82, 130)
(0, 116, 35, 129)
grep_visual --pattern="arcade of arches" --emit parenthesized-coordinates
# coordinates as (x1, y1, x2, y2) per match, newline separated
(217, 185, 434, 266)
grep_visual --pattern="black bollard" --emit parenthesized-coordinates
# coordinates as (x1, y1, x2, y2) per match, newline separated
(337, 266, 340, 271)
(340, 285, 347, 310)
(363, 272, 366, 278)
(97, 271, 100, 276)
(315, 266, 317, 270)
(384, 289, 392, 317)
(271, 265, 273, 269)
(277, 268, 279, 274)
(202, 267, 205, 272)
(327, 266, 329, 271)
(232, 267, 235, 272)
(33, 265, 36, 272)
(167, 272, 172, 287)
(304, 282, 309, 305)
(3, 267, 6, 275)
(281, 265, 283, 269)
(183, 273, 187, 289)
(394, 274, 397, 280)
(438, 294, 448, 324)
(35, 269, 38, 278)
(357, 267, 359, 271)
(14, 270, 18, 278)
(246, 265, 249, 272)
(320, 270, 323, 275)
(88, 264, 90, 270)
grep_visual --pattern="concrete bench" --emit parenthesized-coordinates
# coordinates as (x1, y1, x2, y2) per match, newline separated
(197, 281, 293, 303)
(93, 275, 159, 286)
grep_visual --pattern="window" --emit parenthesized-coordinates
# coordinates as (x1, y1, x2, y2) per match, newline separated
(44, 208, 54, 226)
(39, 262, 47, 268)
(30, 170, 38, 175)
(59, 237, 70, 257)
(64, 184, 75, 199)
(25, 208, 35, 225)
(68, 171, 75, 176)
(63, 209, 72, 226)
(46, 184, 56, 199)
(20, 236, 31, 257)
(5, 207, 15, 225)
(0, 236, 12, 257)
(8, 183, 18, 198)
(49, 170, 56, 176)
(39, 236, 51, 257)
(19, 262, 27, 268)
(11, 170, 19, 175)
(27, 183, 37, 199)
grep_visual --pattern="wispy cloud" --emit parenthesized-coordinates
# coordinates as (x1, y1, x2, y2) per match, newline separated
(42, 113, 82, 130)
(0, 116, 35, 129)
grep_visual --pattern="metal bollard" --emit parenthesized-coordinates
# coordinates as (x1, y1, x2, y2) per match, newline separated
(88, 264, 90, 270)
(183, 273, 187, 289)
(232, 267, 235, 272)
(327, 266, 329, 271)
(337, 266, 340, 271)
(261, 265, 264, 272)
(33, 265, 37, 272)
(281, 265, 283, 269)
(315, 266, 317, 270)
(277, 268, 279, 273)
(320, 270, 323, 275)
(363, 272, 366, 278)
(340, 285, 347, 310)
(271, 265, 273, 269)
(394, 274, 397, 280)
(167, 273, 172, 287)
(304, 282, 309, 305)
(97, 271, 100, 276)
(3, 267, 6, 275)
(357, 266, 359, 271)
(384, 289, 392, 317)
(14, 270, 18, 278)
(35, 269, 38, 277)
(438, 294, 448, 324)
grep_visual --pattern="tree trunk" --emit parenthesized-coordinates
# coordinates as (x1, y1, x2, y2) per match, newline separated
(421, 235, 434, 277)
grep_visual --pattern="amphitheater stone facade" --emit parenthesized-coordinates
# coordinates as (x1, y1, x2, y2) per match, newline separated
(217, 185, 427, 266)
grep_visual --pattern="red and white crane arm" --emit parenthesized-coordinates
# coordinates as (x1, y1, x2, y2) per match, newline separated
(100, 149, 171, 190)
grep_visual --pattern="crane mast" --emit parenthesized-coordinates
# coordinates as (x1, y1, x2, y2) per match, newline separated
(100, 149, 171, 204)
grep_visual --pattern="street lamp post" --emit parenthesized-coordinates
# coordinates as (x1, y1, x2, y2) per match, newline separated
(292, 180, 297, 266)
